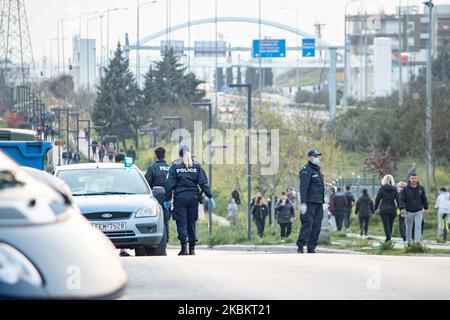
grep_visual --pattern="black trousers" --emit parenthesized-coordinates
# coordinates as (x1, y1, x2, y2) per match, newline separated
(334, 213, 344, 232)
(398, 216, 406, 241)
(254, 218, 266, 238)
(279, 223, 292, 238)
(358, 216, 370, 236)
(381, 213, 396, 241)
(173, 193, 200, 244)
(297, 203, 324, 250)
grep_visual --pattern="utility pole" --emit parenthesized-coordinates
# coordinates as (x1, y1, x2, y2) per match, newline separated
(258, 0, 263, 108)
(424, 0, 434, 194)
(398, 0, 404, 106)
(405, 0, 410, 95)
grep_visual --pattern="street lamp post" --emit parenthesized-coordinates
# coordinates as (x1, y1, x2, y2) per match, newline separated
(57, 19, 69, 74)
(137, 0, 158, 85)
(424, 0, 434, 194)
(399, 0, 404, 106)
(229, 83, 252, 241)
(192, 100, 213, 236)
(277, 6, 300, 93)
(105, 7, 128, 65)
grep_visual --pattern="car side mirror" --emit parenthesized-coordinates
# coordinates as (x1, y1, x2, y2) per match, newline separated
(152, 187, 165, 197)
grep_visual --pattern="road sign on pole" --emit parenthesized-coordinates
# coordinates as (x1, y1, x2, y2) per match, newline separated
(252, 39, 286, 58)
(302, 38, 316, 58)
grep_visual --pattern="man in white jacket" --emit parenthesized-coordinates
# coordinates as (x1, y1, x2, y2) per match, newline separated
(435, 187, 450, 240)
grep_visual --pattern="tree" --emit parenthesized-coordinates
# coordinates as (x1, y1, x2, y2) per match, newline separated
(364, 150, 399, 179)
(92, 43, 147, 148)
(45, 74, 74, 99)
(143, 49, 205, 109)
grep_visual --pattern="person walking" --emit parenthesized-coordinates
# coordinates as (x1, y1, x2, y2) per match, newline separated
(107, 142, 115, 162)
(62, 149, 68, 165)
(375, 174, 399, 242)
(344, 185, 356, 233)
(397, 181, 408, 242)
(67, 149, 74, 165)
(227, 198, 239, 226)
(127, 146, 137, 163)
(98, 143, 105, 163)
(355, 189, 375, 238)
(399, 172, 429, 246)
(145, 147, 171, 241)
(435, 187, 450, 240)
(329, 188, 348, 233)
(164, 145, 215, 256)
(91, 140, 98, 157)
(252, 195, 269, 238)
(297, 149, 325, 254)
(328, 187, 338, 232)
(73, 152, 80, 164)
(275, 192, 295, 241)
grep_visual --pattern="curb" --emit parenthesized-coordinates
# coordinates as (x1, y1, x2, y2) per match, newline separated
(168, 244, 363, 255)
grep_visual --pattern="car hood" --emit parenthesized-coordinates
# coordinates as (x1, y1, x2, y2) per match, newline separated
(74, 194, 155, 214)
(0, 210, 127, 299)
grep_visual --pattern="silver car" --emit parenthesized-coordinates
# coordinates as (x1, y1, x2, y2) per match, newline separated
(0, 151, 127, 299)
(54, 163, 167, 256)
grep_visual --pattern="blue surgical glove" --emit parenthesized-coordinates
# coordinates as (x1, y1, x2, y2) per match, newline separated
(163, 201, 171, 210)
(209, 198, 216, 209)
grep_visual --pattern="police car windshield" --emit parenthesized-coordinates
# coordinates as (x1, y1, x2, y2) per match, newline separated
(57, 168, 150, 196)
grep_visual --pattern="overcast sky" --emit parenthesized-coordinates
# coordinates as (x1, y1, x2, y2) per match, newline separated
(25, 0, 450, 62)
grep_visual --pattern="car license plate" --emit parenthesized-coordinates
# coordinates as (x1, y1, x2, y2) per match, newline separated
(93, 222, 127, 232)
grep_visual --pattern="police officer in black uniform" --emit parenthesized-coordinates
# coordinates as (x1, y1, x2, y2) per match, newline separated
(297, 149, 325, 254)
(145, 147, 171, 241)
(164, 145, 215, 256)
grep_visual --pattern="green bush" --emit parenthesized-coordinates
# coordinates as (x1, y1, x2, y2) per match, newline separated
(378, 241, 395, 252)
(404, 243, 430, 254)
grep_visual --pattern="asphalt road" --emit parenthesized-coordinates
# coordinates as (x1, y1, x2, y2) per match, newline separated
(122, 249, 450, 300)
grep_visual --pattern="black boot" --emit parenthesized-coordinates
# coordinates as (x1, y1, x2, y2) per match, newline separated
(307, 248, 316, 254)
(297, 246, 304, 254)
(189, 242, 196, 256)
(178, 243, 188, 256)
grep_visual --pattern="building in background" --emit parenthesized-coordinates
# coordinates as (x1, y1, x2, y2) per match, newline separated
(72, 37, 97, 91)
(346, 4, 449, 99)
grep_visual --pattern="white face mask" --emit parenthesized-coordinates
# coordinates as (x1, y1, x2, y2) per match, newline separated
(312, 157, 320, 166)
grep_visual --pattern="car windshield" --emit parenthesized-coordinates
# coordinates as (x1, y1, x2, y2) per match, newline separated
(57, 168, 150, 196)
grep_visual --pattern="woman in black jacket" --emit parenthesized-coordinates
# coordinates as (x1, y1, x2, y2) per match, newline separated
(355, 189, 375, 238)
(375, 174, 399, 242)
(275, 193, 296, 239)
(252, 195, 269, 238)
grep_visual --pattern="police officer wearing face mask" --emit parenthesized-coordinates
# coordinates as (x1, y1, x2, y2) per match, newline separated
(145, 147, 171, 241)
(297, 149, 325, 254)
(164, 145, 215, 256)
